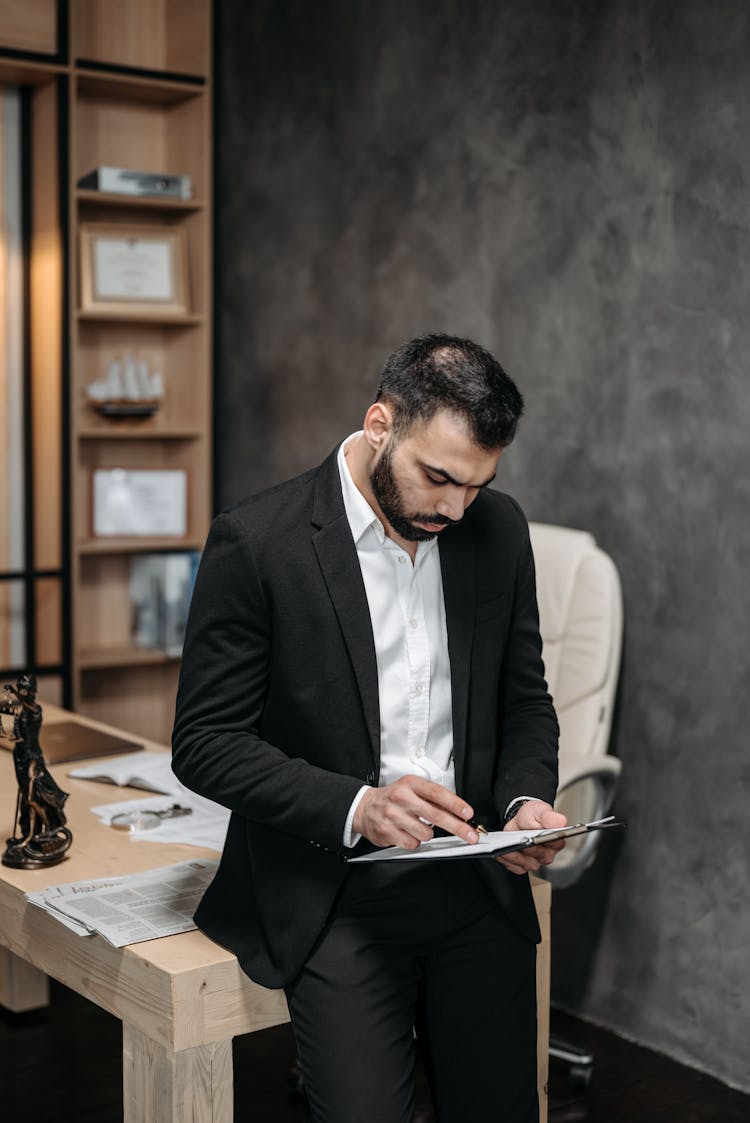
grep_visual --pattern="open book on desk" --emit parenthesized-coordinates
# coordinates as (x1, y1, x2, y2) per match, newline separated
(68, 751, 182, 796)
(347, 816, 625, 863)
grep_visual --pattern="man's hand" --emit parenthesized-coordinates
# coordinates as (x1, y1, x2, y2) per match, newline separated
(495, 799, 567, 875)
(353, 775, 480, 849)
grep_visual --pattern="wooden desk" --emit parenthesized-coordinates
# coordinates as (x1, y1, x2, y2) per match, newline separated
(0, 706, 550, 1122)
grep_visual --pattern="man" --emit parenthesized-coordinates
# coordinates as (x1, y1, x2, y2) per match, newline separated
(172, 334, 567, 1122)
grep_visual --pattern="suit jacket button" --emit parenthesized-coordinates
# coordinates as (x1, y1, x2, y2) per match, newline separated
(366, 771, 375, 785)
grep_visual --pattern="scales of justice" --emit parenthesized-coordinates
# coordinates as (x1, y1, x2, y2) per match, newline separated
(0, 673, 73, 869)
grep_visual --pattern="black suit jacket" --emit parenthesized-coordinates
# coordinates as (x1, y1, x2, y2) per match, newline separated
(172, 446, 559, 988)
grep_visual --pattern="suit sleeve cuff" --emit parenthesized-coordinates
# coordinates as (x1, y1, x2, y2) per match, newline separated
(343, 785, 370, 849)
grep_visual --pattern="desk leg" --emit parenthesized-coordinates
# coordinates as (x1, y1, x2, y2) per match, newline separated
(123, 1025, 233, 1123)
(532, 878, 551, 1123)
(536, 934, 550, 1123)
(0, 947, 50, 1012)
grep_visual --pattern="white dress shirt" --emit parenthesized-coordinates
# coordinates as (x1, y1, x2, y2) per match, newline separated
(337, 434, 534, 847)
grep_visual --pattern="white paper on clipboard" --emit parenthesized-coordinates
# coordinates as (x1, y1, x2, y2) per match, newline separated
(347, 816, 624, 863)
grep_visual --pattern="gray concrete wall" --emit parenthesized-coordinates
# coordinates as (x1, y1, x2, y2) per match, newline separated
(215, 0, 750, 1090)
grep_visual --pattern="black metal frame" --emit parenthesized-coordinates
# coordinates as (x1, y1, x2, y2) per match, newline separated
(0, 65, 71, 702)
(58, 69, 72, 707)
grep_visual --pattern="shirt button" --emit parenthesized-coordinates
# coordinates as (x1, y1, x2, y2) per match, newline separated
(415, 746, 425, 758)
(409, 617, 418, 629)
(414, 684, 424, 696)
(398, 556, 407, 565)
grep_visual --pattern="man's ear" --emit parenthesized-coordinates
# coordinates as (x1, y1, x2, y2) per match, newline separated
(362, 401, 393, 451)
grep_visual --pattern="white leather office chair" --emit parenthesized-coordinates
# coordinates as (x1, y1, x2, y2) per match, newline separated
(528, 522, 623, 1085)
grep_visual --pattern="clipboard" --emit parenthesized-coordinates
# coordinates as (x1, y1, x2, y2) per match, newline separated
(347, 816, 625, 863)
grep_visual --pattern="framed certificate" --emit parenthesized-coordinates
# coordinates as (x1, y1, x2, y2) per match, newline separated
(92, 468, 188, 538)
(79, 223, 189, 316)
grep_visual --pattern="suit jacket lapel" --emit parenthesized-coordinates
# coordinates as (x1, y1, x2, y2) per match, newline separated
(311, 450, 380, 770)
(439, 522, 476, 794)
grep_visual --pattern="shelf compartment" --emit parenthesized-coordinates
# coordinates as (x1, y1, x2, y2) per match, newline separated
(74, 436, 210, 550)
(78, 660, 182, 746)
(77, 551, 194, 660)
(73, 209, 209, 321)
(71, 1, 211, 81)
(72, 83, 209, 199)
(74, 320, 210, 433)
(0, 0, 58, 56)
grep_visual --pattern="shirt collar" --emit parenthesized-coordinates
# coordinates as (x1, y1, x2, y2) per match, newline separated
(336, 433, 438, 563)
(337, 432, 386, 545)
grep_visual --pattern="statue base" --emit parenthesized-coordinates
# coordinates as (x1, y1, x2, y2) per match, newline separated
(2, 828, 73, 869)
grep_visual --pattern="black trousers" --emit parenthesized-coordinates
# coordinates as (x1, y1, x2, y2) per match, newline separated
(285, 858, 538, 1123)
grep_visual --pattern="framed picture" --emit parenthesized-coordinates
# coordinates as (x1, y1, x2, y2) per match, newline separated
(92, 468, 188, 538)
(79, 223, 190, 316)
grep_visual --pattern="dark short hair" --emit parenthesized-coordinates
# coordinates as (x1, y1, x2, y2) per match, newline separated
(375, 334, 524, 449)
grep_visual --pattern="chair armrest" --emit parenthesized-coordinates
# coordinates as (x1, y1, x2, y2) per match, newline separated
(557, 753, 621, 797)
(541, 755, 622, 887)
(557, 753, 621, 824)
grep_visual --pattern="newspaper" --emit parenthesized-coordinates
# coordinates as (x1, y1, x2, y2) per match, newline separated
(25, 858, 218, 947)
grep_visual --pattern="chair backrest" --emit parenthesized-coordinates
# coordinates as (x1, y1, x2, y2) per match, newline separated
(529, 523, 622, 765)
(528, 522, 623, 886)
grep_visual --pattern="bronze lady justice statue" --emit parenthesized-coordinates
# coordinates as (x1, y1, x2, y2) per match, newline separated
(1, 673, 73, 868)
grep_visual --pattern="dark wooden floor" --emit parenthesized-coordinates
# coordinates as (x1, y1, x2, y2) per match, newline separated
(1, 980, 748, 1122)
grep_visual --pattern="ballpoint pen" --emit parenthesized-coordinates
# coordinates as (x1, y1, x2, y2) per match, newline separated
(469, 819, 488, 837)
(419, 818, 488, 837)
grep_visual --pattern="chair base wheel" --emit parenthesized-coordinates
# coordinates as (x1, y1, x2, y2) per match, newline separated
(568, 1062, 593, 1088)
(288, 1060, 306, 1098)
(550, 1034, 594, 1088)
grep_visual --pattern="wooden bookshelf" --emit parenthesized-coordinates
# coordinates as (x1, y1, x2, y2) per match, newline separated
(0, 1, 213, 743)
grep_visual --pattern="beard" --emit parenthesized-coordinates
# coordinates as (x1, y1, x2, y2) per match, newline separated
(369, 443, 454, 542)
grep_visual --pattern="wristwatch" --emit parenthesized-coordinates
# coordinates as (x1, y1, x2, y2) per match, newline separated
(503, 797, 532, 826)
